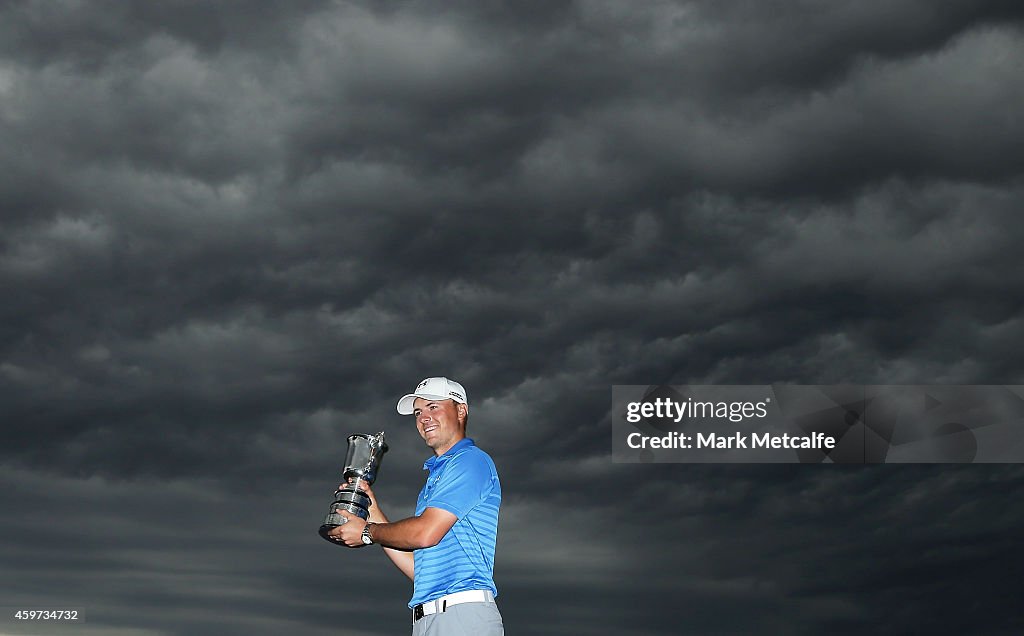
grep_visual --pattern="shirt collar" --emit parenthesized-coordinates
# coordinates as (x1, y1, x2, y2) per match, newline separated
(423, 437, 475, 471)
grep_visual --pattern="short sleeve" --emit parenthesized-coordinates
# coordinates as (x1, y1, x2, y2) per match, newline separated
(425, 450, 496, 519)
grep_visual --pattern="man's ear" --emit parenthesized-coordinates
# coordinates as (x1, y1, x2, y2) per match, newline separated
(457, 403, 468, 425)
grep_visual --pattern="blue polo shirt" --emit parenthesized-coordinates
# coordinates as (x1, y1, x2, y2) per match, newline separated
(409, 437, 501, 608)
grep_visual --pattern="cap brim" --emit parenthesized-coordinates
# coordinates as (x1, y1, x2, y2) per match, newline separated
(396, 393, 450, 415)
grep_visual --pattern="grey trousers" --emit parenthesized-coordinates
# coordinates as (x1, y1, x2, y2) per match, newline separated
(411, 602, 504, 636)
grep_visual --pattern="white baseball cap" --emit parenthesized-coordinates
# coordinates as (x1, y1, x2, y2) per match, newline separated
(396, 377, 468, 415)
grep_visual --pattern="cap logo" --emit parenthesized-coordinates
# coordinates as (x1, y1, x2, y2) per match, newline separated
(449, 391, 464, 400)
(418, 379, 431, 389)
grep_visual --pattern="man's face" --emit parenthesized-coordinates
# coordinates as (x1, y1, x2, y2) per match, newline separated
(412, 397, 466, 454)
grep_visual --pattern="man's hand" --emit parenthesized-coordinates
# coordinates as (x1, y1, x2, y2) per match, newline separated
(325, 510, 368, 547)
(337, 478, 389, 524)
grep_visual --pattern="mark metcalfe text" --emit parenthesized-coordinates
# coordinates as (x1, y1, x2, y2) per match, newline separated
(626, 431, 836, 450)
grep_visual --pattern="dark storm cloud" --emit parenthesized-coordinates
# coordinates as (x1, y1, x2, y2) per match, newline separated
(2, 1, 1024, 634)
(0, 1, 321, 67)
(285, 0, 1024, 194)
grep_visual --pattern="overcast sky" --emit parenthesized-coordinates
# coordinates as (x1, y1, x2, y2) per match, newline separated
(3, 2, 1024, 634)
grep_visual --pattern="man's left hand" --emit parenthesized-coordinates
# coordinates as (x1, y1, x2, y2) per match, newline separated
(325, 510, 368, 547)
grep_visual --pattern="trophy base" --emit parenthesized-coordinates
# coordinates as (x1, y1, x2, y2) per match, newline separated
(319, 489, 371, 544)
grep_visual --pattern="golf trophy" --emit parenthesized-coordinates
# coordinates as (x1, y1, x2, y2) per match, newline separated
(319, 431, 388, 544)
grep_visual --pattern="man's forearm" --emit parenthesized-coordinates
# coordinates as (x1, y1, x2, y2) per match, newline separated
(380, 544, 415, 580)
(361, 505, 415, 579)
(370, 516, 439, 550)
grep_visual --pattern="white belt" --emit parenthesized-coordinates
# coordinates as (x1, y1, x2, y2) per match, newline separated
(412, 590, 495, 622)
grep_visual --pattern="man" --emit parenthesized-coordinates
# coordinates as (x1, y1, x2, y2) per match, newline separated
(329, 377, 503, 635)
